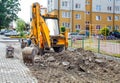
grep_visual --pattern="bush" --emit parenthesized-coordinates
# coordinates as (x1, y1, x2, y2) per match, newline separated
(113, 30, 119, 33)
(60, 26, 65, 32)
(100, 27, 110, 36)
(76, 30, 80, 33)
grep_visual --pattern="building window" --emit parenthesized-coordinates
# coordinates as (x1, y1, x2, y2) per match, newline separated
(116, 0, 120, 2)
(85, 21, 90, 25)
(48, 0, 50, 4)
(62, 12, 65, 18)
(96, 16, 101, 21)
(62, 23, 64, 26)
(96, 5, 101, 11)
(115, 16, 119, 21)
(115, 6, 120, 11)
(115, 25, 119, 30)
(86, 1, 90, 5)
(76, 14, 81, 19)
(107, 16, 112, 21)
(68, 12, 70, 18)
(86, 11, 90, 14)
(108, 0, 112, 2)
(76, 24, 80, 30)
(96, 25, 101, 30)
(62, 12, 70, 18)
(107, 6, 112, 11)
(107, 26, 112, 30)
(62, 1, 68, 7)
(75, 3, 81, 8)
(62, 22, 70, 28)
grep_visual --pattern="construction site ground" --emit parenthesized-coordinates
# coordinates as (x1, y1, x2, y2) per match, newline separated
(29, 48, 120, 83)
(0, 36, 120, 83)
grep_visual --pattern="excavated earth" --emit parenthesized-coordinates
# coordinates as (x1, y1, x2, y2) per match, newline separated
(27, 48, 120, 83)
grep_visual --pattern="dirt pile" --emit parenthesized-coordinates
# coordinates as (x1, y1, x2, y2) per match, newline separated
(28, 48, 120, 83)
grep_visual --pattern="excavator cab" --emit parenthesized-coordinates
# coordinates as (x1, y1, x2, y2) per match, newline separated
(43, 15, 68, 52)
(44, 16, 60, 36)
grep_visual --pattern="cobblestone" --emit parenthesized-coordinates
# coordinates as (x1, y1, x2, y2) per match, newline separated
(0, 43, 38, 83)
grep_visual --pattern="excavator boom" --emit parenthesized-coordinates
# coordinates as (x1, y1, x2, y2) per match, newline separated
(31, 3, 51, 48)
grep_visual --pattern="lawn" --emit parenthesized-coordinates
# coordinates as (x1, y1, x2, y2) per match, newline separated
(68, 39, 120, 58)
(106, 40, 120, 43)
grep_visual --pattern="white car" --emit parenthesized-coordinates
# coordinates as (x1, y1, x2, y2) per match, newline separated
(68, 32, 86, 40)
(4, 31, 19, 36)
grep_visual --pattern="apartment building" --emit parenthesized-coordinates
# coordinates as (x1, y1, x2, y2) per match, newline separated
(47, 0, 120, 34)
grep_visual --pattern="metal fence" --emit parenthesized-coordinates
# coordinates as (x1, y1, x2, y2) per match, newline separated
(68, 37, 120, 56)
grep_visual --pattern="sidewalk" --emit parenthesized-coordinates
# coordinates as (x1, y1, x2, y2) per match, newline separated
(0, 43, 38, 83)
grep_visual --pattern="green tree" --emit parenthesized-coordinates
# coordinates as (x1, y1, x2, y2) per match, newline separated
(16, 18, 26, 37)
(0, 0, 20, 28)
(100, 27, 110, 36)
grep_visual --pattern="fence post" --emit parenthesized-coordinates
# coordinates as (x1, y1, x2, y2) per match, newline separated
(71, 37, 73, 47)
(82, 37, 84, 49)
(98, 37, 100, 53)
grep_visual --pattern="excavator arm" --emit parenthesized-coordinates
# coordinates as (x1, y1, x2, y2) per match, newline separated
(31, 3, 51, 48)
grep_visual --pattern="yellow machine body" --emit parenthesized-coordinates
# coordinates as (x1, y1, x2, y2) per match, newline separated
(28, 2, 68, 54)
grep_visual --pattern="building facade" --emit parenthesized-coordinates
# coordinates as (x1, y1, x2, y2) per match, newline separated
(47, 0, 120, 34)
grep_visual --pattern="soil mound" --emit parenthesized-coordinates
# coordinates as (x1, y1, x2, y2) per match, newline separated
(28, 48, 120, 83)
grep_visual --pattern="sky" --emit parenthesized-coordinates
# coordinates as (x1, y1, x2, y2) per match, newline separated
(17, 0, 47, 22)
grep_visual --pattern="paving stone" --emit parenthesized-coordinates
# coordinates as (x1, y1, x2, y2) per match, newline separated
(0, 43, 38, 83)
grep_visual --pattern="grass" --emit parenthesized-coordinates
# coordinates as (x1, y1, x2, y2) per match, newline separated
(85, 46, 120, 58)
(10, 35, 28, 38)
(106, 40, 120, 43)
(68, 39, 120, 58)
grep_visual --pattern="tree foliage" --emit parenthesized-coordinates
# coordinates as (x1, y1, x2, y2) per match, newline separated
(0, 0, 20, 28)
(100, 27, 110, 36)
(16, 18, 25, 32)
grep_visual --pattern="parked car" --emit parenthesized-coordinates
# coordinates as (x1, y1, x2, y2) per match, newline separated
(68, 32, 86, 40)
(0, 29, 6, 35)
(96, 34, 117, 40)
(0, 29, 13, 35)
(68, 32, 76, 39)
(107, 35, 117, 40)
(113, 32, 120, 39)
(4, 30, 19, 36)
(4, 30, 13, 34)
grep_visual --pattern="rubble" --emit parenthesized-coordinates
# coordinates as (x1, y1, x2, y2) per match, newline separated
(62, 61, 70, 66)
(28, 48, 120, 83)
(47, 56, 55, 62)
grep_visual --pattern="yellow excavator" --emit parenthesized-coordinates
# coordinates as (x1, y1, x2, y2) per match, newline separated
(22, 2, 68, 64)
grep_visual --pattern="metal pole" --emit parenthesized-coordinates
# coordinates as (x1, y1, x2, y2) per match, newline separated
(71, 37, 73, 47)
(82, 37, 84, 49)
(70, 0, 73, 32)
(98, 37, 100, 53)
(113, 0, 115, 31)
(58, 0, 60, 27)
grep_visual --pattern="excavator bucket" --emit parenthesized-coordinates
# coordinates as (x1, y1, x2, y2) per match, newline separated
(22, 47, 37, 65)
